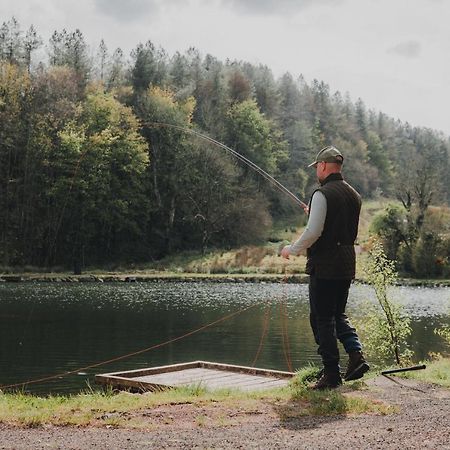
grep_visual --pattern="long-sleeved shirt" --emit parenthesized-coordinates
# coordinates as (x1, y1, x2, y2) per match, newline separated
(287, 191, 327, 256)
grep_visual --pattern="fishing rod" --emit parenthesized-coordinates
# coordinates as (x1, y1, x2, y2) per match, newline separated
(381, 364, 426, 375)
(143, 122, 309, 211)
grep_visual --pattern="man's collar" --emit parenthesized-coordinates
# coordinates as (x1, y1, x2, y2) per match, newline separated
(320, 172, 343, 186)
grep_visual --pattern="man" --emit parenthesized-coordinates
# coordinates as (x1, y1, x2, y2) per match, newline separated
(281, 146, 369, 390)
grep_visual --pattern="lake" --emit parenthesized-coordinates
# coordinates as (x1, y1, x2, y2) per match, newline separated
(0, 281, 449, 394)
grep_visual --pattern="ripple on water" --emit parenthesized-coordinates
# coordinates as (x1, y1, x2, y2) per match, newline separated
(0, 281, 448, 394)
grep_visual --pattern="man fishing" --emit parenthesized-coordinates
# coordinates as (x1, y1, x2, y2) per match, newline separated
(281, 146, 369, 390)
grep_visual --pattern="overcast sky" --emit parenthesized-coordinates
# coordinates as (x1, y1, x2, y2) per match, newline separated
(3, 0, 450, 136)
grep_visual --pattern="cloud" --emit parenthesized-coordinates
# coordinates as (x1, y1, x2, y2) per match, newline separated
(218, 0, 344, 15)
(93, 0, 162, 22)
(387, 40, 422, 58)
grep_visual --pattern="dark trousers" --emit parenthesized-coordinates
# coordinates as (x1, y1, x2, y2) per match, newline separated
(309, 275, 362, 373)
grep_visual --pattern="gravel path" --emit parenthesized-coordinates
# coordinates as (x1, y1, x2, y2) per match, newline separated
(1, 376, 449, 449)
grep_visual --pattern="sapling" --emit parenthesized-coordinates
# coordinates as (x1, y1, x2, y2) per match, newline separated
(362, 239, 412, 365)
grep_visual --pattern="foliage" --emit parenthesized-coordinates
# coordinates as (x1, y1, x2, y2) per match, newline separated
(400, 357, 450, 388)
(371, 202, 450, 277)
(370, 204, 409, 260)
(288, 365, 394, 416)
(225, 99, 288, 174)
(361, 240, 412, 365)
(435, 326, 450, 349)
(1, 17, 450, 271)
(0, 371, 394, 428)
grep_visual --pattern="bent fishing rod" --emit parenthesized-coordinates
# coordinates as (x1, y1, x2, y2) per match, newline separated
(143, 122, 309, 211)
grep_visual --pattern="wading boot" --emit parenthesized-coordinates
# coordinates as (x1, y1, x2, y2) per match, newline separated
(311, 371, 342, 390)
(344, 351, 370, 381)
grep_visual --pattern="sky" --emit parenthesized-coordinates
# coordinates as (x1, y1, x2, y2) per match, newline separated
(3, 0, 450, 136)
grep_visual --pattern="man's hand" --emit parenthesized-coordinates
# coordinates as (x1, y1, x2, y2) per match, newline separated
(302, 204, 309, 215)
(281, 246, 290, 259)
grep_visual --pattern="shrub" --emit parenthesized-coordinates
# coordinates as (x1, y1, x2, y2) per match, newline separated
(370, 204, 407, 260)
(361, 240, 412, 365)
(412, 232, 442, 278)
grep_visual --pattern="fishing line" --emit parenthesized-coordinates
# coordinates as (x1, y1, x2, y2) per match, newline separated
(143, 122, 308, 211)
(4, 121, 304, 389)
(279, 300, 293, 372)
(279, 269, 294, 372)
(15, 145, 92, 368)
(251, 302, 272, 367)
(0, 299, 266, 391)
(146, 121, 300, 372)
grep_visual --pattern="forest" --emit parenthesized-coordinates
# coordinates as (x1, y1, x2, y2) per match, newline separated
(1, 17, 449, 274)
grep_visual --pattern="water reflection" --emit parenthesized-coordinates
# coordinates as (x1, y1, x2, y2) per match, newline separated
(0, 282, 448, 394)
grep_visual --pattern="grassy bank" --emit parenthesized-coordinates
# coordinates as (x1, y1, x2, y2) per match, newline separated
(2, 199, 450, 286)
(3, 358, 450, 429)
(0, 367, 399, 429)
(399, 357, 450, 388)
(0, 200, 385, 278)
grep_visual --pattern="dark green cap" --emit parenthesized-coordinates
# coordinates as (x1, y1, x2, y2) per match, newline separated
(308, 146, 344, 167)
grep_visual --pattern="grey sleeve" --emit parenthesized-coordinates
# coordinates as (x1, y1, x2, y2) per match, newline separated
(287, 191, 327, 256)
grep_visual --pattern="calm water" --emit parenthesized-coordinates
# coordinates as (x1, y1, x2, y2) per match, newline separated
(0, 281, 449, 394)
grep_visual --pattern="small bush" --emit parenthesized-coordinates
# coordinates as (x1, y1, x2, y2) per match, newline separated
(412, 232, 443, 277)
(362, 240, 412, 366)
(435, 326, 450, 350)
(370, 204, 406, 260)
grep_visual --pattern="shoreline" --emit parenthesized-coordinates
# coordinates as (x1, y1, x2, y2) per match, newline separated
(1, 367, 449, 449)
(0, 272, 449, 287)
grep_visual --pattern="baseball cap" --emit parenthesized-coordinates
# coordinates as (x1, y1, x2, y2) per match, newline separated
(308, 146, 344, 167)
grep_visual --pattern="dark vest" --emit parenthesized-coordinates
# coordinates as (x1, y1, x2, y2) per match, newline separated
(306, 172, 361, 279)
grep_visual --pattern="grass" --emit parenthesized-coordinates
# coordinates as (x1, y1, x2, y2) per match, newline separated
(0, 203, 372, 278)
(5, 357, 448, 428)
(398, 357, 450, 388)
(2, 360, 447, 429)
(0, 365, 396, 429)
(4, 198, 448, 284)
(0, 385, 286, 428)
(3, 198, 450, 283)
(0, 198, 386, 279)
(284, 366, 395, 418)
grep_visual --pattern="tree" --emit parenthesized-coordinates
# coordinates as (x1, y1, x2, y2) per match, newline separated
(310, 79, 336, 141)
(136, 86, 196, 256)
(0, 17, 22, 65)
(333, 137, 379, 197)
(107, 48, 126, 90)
(178, 143, 272, 253)
(0, 63, 32, 265)
(366, 130, 393, 193)
(130, 41, 168, 93)
(48, 29, 91, 90)
(225, 99, 287, 175)
(169, 51, 193, 99)
(50, 88, 150, 269)
(355, 97, 368, 139)
(23, 25, 42, 72)
(246, 64, 280, 118)
(276, 72, 302, 129)
(96, 39, 109, 82)
(193, 54, 229, 137)
(228, 68, 253, 103)
(280, 119, 313, 205)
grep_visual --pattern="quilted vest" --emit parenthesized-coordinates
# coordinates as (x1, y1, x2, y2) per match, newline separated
(306, 172, 361, 279)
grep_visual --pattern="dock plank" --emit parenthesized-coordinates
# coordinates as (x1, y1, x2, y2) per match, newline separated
(96, 361, 294, 392)
(133, 368, 238, 384)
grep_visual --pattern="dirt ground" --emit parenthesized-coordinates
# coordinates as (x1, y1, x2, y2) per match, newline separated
(1, 376, 449, 450)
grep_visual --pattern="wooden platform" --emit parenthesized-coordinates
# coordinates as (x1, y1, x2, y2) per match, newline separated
(95, 361, 294, 392)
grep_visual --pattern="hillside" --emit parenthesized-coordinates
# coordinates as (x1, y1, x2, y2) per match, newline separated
(1, 17, 449, 272)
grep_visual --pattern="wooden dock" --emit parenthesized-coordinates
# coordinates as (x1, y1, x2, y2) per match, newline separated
(96, 361, 294, 392)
